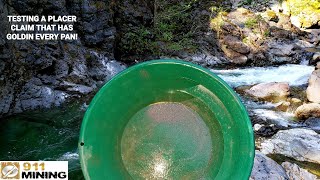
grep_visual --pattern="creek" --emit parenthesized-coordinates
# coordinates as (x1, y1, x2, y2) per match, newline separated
(0, 63, 317, 179)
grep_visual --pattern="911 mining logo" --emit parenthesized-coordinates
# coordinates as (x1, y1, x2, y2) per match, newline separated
(1, 162, 20, 179)
(0, 161, 68, 180)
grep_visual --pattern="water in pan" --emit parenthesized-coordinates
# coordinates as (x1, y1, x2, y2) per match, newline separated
(121, 101, 223, 179)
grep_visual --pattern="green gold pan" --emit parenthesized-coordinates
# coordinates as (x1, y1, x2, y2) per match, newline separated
(79, 60, 254, 179)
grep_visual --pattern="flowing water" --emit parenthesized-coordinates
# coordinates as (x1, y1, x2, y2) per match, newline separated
(214, 63, 319, 177)
(213, 64, 314, 128)
(0, 63, 316, 179)
(211, 64, 314, 87)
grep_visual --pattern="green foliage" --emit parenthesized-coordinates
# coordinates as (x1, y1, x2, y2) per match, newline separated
(209, 5, 228, 15)
(210, 12, 226, 32)
(119, 27, 158, 55)
(209, 2, 228, 32)
(119, 0, 199, 58)
(168, 37, 197, 52)
(154, 0, 198, 52)
(243, 0, 253, 5)
(156, 22, 176, 41)
(244, 15, 263, 29)
(167, 42, 183, 51)
(263, 29, 271, 37)
(244, 18, 258, 28)
(242, 37, 250, 44)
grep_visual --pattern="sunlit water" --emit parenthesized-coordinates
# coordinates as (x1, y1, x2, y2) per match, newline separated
(121, 101, 223, 179)
(212, 64, 314, 127)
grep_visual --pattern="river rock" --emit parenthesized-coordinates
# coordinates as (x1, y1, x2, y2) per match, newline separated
(0, 85, 14, 116)
(219, 35, 250, 64)
(303, 118, 320, 133)
(245, 82, 290, 102)
(266, 42, 297, 63)
(250, 151, 289, 180)
(288, 98, 303, 112)
(221, 45, 248, 64)
(221, 35, 250, 54)
(260, 128, 320, 164)
(311, 52, 320, 65)
(13, 78, 69, 113)
(255, 124, 279, 137)
(254, 124, 263, 131)
(306, 69, 320, 103)
(276, 98, 302, 113)
(276, 101, 291, 112)
(295, 103, 320, 119)
(185, 53, 227, 67)
(281, 162, 318, 180)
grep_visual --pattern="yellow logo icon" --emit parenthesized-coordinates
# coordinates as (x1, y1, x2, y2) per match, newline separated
(0, 162, 20, 179)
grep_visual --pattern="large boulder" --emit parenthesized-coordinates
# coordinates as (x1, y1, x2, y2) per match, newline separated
(220, 45, 248, 64)
(281, 162, 318, 180)
(266, 41, 300, 64)
(295, 103, 320, 119)
(250, 151, 289, 180)
(219, 35, 250, 64)
(260, 128, 320, 164)
(245, 82, 290, 102)
(306, 69, 320, 103)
